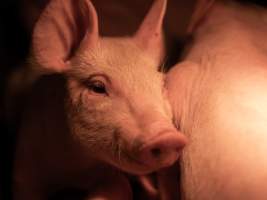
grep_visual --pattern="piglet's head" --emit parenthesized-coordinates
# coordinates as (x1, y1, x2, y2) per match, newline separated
(33, 0, 187, 174)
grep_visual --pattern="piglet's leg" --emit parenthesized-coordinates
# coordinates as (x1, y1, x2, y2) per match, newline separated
(85, 174, 132, 200)
(136, 163, 180, 200)
(157, 162, 180, 200)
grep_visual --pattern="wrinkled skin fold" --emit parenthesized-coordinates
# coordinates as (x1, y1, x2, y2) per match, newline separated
(166, 1, 267, 199)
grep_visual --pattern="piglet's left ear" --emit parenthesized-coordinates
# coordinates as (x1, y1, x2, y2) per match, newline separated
(32, 0, 99, 73)
(133, 0, 167, 64)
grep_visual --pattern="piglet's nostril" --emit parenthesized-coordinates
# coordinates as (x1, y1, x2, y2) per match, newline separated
(151, 147, 162, 157)
(138, 131, 187, 168)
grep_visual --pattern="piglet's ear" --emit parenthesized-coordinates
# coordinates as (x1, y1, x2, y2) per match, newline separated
(133, 0, 167, 64)
(187, 0, 215, 33)
(33, 0, 99, 73)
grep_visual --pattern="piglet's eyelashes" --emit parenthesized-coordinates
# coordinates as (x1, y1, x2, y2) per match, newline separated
(87, 80, 107, 95)
(84, 75, 109, 96)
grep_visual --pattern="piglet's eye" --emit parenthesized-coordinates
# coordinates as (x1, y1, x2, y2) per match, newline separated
(87, 80, 107, 95)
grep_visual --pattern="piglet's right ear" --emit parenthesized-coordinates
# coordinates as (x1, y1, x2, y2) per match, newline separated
(33, 0, 99, 73)
(133, 0, 167, 64)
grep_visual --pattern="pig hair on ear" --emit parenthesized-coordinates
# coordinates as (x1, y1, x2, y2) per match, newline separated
(133, 0, 167, 63)
(32, 0, 99, 73)
(32, 0, 168, 73)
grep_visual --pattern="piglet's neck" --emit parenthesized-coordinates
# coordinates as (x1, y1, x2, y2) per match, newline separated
(188, 0, 267, 60)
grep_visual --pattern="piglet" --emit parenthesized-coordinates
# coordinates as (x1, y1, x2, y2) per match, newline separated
(13, 0, 187, 199)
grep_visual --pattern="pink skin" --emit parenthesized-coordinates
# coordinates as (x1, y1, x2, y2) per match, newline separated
(167, 0, 267, 199)
(13, 0, 187, 199)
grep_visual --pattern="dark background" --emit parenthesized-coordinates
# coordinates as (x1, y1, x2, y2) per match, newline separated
(0, 1, 29, 199)
(0, 0, 267, 199)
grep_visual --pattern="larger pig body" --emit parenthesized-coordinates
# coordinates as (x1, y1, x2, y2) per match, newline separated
(167, 1, 267, 199)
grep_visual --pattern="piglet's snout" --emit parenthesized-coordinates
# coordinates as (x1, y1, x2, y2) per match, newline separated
(138, 131, 187, 168)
